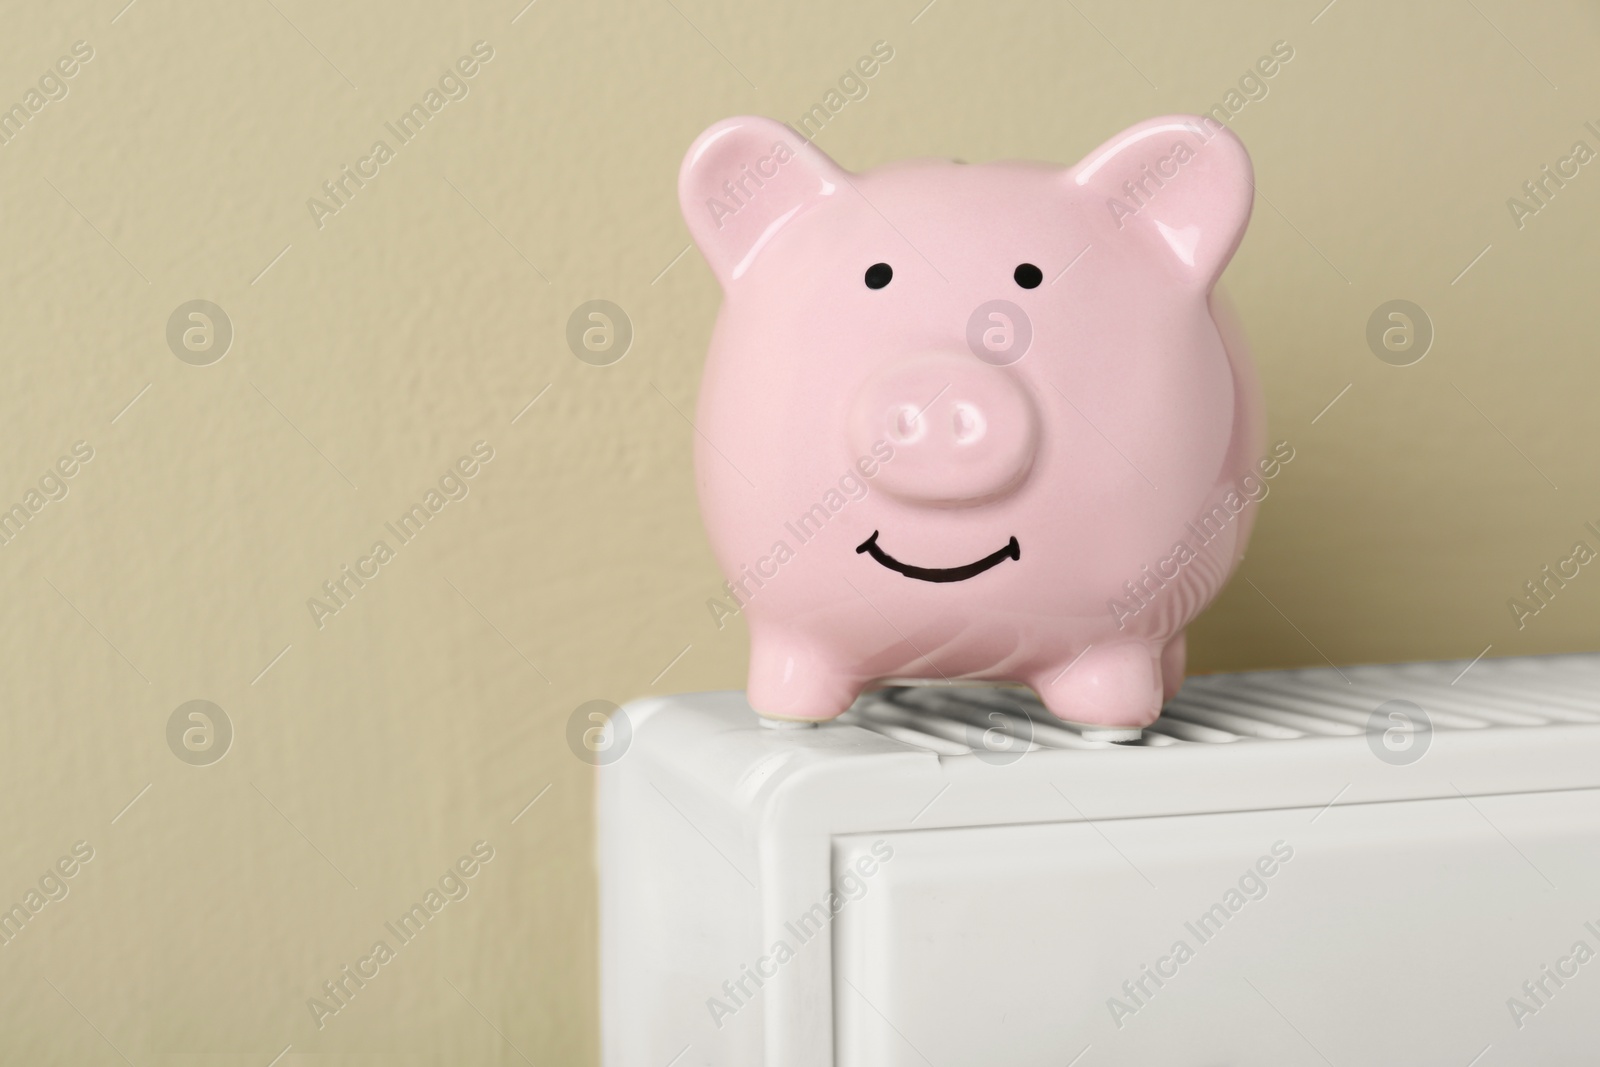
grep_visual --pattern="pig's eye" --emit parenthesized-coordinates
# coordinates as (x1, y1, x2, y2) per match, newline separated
(864, 263, 893, 289)
(1014, 263, 1043, 289)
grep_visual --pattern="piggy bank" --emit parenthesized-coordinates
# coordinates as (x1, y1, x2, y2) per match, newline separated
(679, 115, 1267, 729)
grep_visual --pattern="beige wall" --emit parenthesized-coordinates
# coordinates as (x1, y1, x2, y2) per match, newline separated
(2, 0, 1597, 1061)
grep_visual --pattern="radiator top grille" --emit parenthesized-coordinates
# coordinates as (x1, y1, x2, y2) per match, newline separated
(840, 653, 1600, 756)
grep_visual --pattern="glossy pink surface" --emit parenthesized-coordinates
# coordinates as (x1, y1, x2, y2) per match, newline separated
(679, 115, 1267, 727)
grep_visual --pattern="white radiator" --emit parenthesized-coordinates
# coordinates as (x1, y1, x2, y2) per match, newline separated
(599, 654, 1600, 1066)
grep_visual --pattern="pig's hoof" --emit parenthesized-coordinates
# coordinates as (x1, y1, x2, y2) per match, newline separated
(1035, 644, 1163, 729)
(757, 717, 819, 730)
(750, 701, 852, 724)
(747, 644, 858, 723)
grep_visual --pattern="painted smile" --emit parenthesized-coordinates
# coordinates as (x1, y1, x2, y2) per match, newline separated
(855, 530, 1021, 583)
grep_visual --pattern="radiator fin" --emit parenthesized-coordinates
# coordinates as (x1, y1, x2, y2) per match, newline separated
(844, 653, 1600, 755)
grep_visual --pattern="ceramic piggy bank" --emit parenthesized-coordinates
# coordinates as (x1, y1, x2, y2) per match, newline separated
(680, 115, 1270, 729)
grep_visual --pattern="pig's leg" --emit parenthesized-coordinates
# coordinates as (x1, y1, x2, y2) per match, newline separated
(747, 631, 862, 722)
(1160, 631, 1187, 703)
(1032, 642, 1164, 728)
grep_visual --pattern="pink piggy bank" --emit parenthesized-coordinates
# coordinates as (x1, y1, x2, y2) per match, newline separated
(679, 115, 1268, 729)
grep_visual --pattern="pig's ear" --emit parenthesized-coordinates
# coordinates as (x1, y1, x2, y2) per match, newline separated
(679, 116, 845, 287)
(1070, 115, 1253, 291)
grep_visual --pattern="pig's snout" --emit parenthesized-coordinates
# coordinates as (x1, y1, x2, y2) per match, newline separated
(850, 352, 1039, 506)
